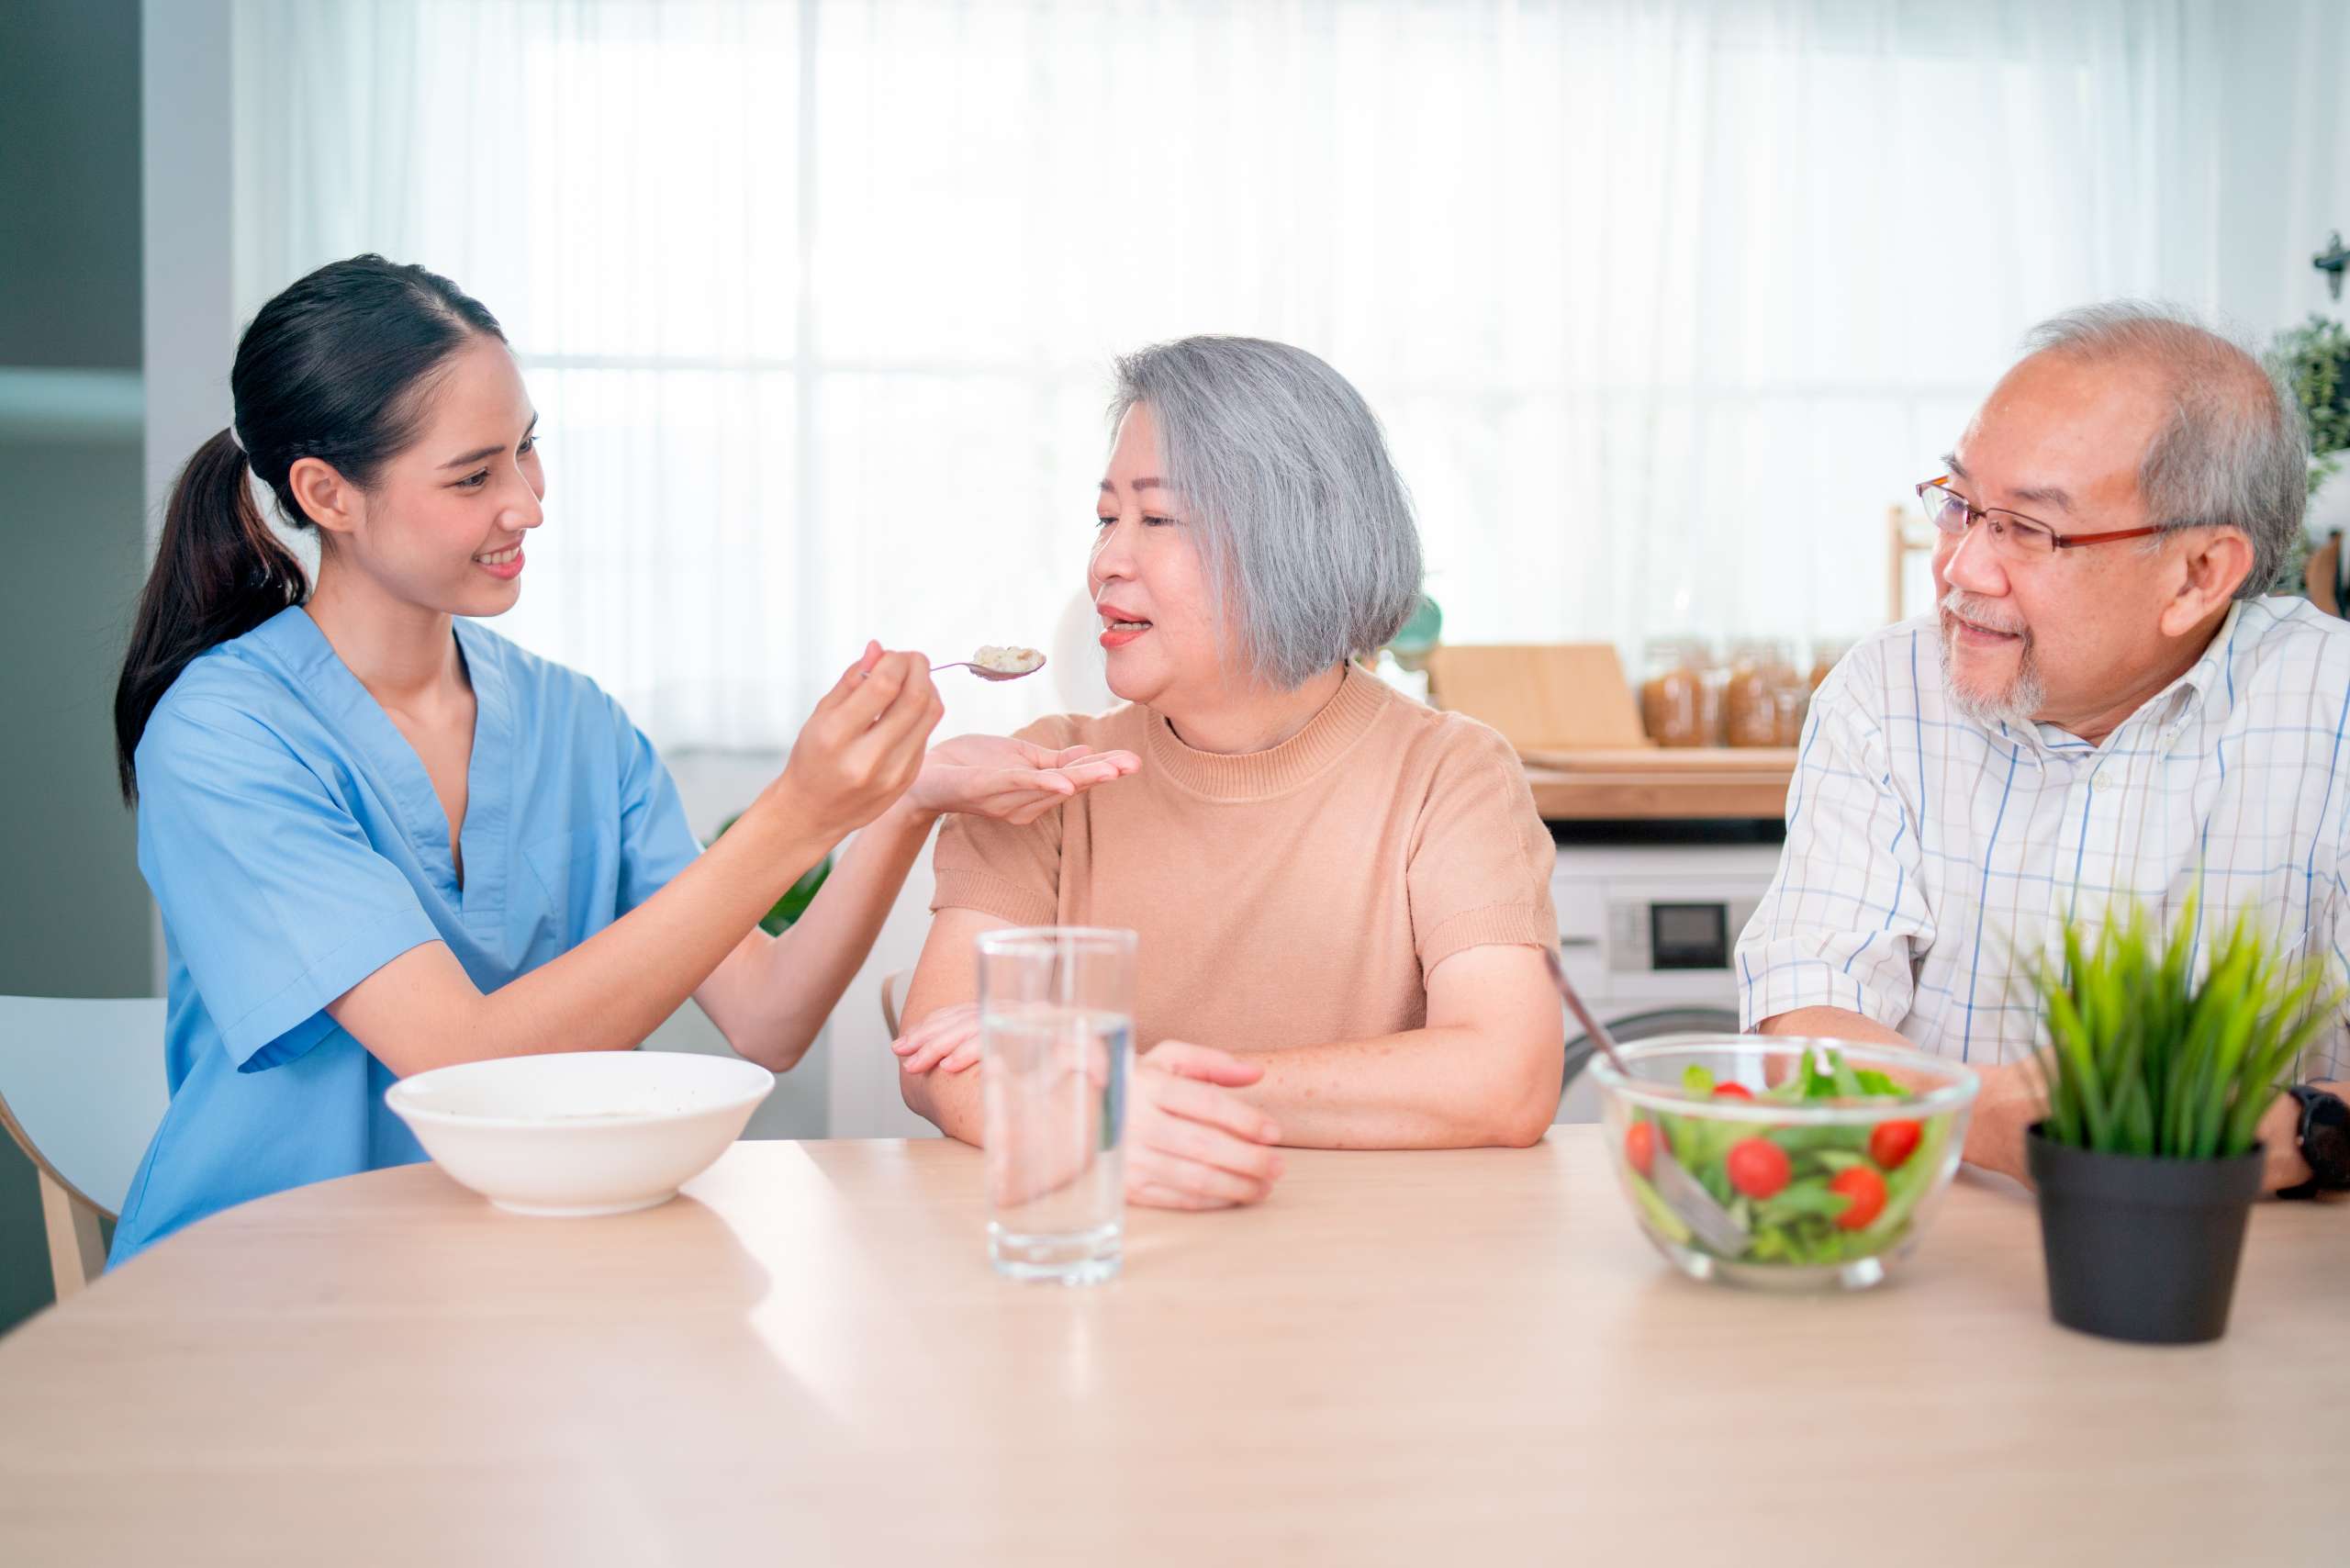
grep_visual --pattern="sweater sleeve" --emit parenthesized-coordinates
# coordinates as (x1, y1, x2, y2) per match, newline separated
(1405, 717, 1559, 972)
(927, 714, 1077, 928)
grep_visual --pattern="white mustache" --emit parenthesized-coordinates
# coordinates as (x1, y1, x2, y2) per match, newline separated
(1941, 588, 2027, 637)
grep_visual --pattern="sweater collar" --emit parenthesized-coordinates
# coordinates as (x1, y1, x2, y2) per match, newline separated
(1142, 665, 1393, 801)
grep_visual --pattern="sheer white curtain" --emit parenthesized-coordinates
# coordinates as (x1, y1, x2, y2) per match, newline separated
(229, 0, 2337, 749)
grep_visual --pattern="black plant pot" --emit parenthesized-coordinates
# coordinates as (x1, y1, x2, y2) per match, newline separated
(2025, 1124, 2266, 1345)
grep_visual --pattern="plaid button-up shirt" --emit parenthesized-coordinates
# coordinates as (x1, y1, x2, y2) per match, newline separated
(1738, 596, 2350, 1080)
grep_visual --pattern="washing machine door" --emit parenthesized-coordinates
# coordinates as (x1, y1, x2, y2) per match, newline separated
(1554, 1006, 1741, 1125)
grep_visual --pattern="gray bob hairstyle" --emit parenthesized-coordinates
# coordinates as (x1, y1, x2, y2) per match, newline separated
(2020, 302, 2308, 599)
(1109, 336, 1424, 689)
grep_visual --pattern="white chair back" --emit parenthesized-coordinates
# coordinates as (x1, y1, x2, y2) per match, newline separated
(0, 995, 168, 1297)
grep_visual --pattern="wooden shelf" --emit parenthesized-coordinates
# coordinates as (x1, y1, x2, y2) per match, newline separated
(1521, 746, 1796, 822)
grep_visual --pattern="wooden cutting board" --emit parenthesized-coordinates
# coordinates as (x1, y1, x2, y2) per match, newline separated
(1425, 644, 1647, 750)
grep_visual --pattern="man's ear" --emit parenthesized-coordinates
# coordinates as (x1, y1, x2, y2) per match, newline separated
(287, 455, 362, 539)
(2158, 526, 2255, 635)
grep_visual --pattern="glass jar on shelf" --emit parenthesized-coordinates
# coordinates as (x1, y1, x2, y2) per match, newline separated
(1639, 636, 1723, 747)
(1807, 636, 1854, 695)
(1725, 637, 1804, 747)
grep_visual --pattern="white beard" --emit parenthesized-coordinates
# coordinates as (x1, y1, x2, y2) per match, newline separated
(1938, 590, 2046, 729)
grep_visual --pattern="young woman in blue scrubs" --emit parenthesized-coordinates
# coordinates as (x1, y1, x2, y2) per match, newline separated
(107, 255, 1136, 1261)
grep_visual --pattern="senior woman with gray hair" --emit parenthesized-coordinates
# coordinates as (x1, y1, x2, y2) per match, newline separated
(894, 336, 1563, 1209)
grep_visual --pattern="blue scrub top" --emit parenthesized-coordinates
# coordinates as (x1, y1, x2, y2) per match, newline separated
(111, 608, 701, 1264)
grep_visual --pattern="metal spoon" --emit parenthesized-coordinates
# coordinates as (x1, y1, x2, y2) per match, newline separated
(1543, 944, 1751, 1254)
(1541, 944, 1631, 1077)
(931, 653, 1048, 682)
(1647, 1142, 1753, 1257)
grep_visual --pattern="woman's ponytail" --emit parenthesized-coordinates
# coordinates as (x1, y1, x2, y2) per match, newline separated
(110, 253, 508, 803)
(112, 429, 308, 801)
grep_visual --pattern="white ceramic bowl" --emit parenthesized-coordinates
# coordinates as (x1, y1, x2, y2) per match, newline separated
(385, 1051, 774, 1216)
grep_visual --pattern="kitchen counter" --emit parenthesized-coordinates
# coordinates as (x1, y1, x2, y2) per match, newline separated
(1524, 745, 1797, 821)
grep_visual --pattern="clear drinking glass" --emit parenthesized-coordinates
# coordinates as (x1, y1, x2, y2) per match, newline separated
(976, 927, 1136, 1284)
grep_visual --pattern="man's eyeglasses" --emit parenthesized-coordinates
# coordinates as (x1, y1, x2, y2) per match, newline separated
(1915, 476, 2163, 562)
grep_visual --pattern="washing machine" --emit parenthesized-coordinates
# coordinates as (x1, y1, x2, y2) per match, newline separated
(1548, 825, 1786, 1124)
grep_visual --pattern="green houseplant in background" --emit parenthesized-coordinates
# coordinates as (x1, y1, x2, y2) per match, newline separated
(2023, 897, 2339, 1343)
(2266, 314, 2350, 593)
(714, 813, 831, 936)
(2271, 314, 2350, 487)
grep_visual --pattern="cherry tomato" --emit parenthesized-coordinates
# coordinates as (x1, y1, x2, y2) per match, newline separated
(1625, 1121, 1657, 1177)
(1711, 1082, 1755, 1102)
(1725, 1137, 1791, 1198)
(1869, 1119, 1923, 1170)
(1830, 1165, 1888, 1229)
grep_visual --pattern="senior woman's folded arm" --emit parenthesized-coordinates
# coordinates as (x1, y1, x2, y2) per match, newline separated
(895, 907, 1001, 1144)
(1191, 722, 1566, 1149)
(1215, 942, 1563, 1148)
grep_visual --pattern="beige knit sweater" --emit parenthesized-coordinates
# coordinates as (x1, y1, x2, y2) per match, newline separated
(932, 666, 1558, 1052)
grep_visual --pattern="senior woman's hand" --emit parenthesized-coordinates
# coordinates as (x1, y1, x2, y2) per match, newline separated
(899, 734, 1139, 825)
(1125, 1042, 1285, 1209)
(894, 1002, 985, 1074)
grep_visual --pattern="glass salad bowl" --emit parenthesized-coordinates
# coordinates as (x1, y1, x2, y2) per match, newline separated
(1586, 1036, 1979, 1292)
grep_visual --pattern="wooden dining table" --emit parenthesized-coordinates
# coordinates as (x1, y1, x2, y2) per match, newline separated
(1, 1128, 2342, 1565)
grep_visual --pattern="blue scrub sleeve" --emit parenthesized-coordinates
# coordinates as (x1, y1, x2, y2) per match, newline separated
(612, 707, 703, 914)
(135, 699, 443, 1072)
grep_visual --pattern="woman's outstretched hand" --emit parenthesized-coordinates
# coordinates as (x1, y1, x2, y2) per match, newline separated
(901, 734, 1140, 825)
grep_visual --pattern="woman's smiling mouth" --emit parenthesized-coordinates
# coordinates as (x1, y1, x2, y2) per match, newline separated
(474, 543, 526, 580)
(1098, 603, 1152, 649)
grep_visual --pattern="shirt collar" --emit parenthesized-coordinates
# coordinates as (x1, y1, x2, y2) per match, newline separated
(2174, 599, 2246, 715)
(251, 606, 512, 913)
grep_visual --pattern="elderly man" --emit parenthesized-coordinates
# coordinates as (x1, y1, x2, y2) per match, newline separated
(1738, 302, 2350, 1197)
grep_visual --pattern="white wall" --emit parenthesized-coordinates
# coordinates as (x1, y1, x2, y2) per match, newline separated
(2196, 2, 2350, 342)
(2195, 1, 2350, 538)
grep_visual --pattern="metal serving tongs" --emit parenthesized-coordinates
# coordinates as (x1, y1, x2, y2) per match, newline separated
(1542, 945, 1751, 1256)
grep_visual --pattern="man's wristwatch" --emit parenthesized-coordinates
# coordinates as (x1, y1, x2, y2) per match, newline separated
(2277, 1085, 2350, 1199)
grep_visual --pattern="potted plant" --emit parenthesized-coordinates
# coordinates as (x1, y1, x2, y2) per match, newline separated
(2023, 899, 2338, 1344)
